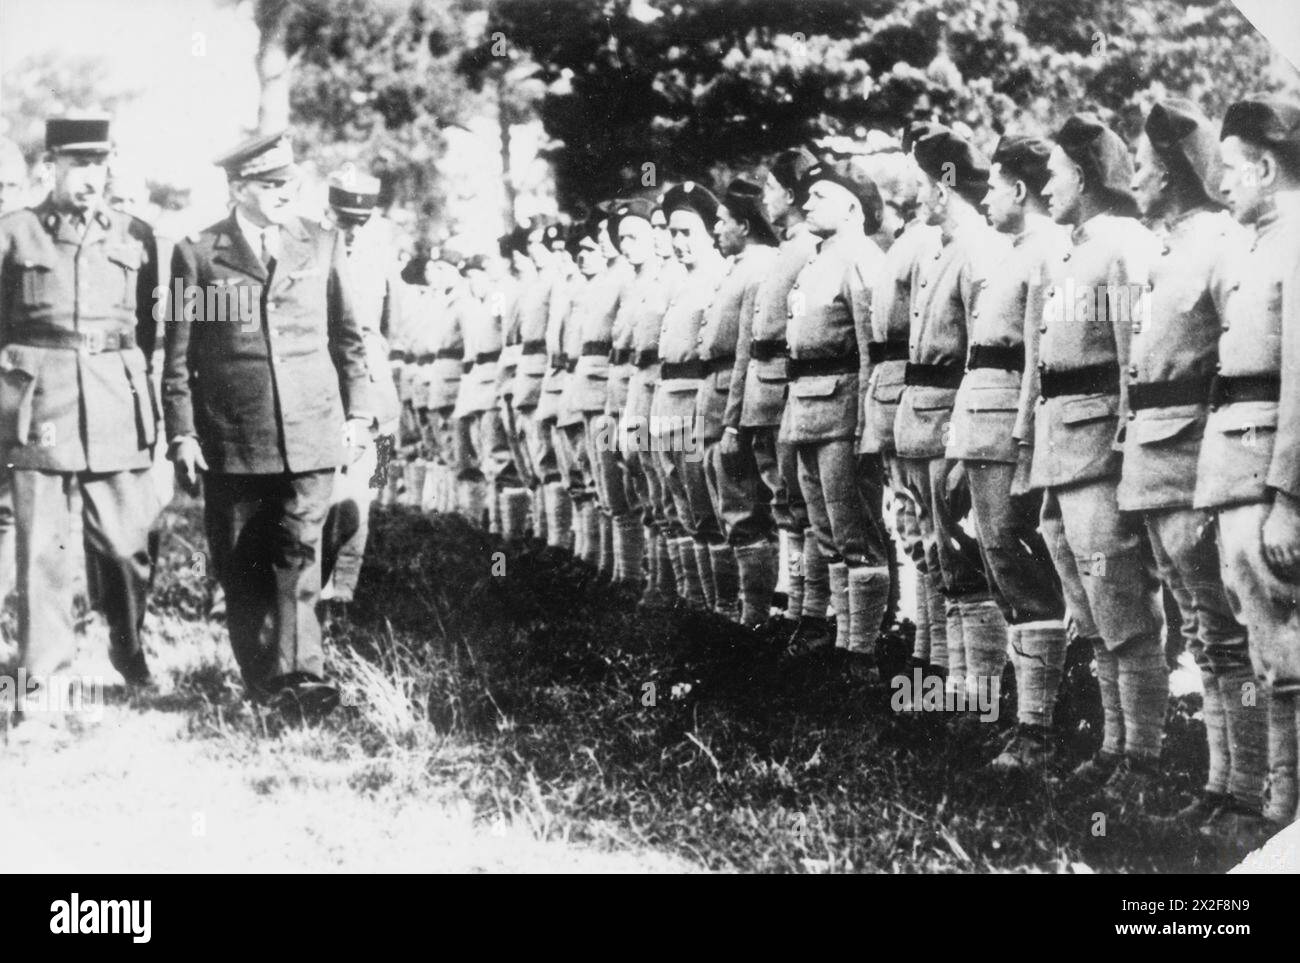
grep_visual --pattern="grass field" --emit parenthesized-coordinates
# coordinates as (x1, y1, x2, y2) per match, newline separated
(0, 496, 1261, 872)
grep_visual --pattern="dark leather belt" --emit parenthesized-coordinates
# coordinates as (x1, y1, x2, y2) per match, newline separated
(660, 359, 706, 380)
(435, 348, 464, 362)
(750, 338, 788, 362)
(1039, 363, 1120, 399)
(475, 349, 501, 365)
(389, 349, 406, 362)
(12, 328, 136, 354)
(461, 360, 474, 374)
(565, 358, 577, 374)
(789, 354, 858, 379)
(581, 340, 611, 357)
(967, 343, 1025, 372)
(549, 353, 568, 372)
(414, 352, 434, 364)
(521, 340, 547, 355)
(634, 348, 659, 369)
(610, 347, 633, 365)
(867, 341, 908, 364)
(904, 361, 964, 389)
(705, 354, 735, 375)
(1210, 374, 1280, 407)
(1128, 375, 1212, 410)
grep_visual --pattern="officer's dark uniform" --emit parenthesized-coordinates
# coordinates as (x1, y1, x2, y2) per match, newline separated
(163, 132, 370, 699)
(0, 117, 159, 685)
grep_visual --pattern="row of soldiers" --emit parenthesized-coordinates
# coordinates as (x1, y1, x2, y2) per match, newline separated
(392, 95, 1300, 849)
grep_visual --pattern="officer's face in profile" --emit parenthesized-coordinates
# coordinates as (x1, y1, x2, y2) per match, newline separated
(51, 153, 109, 212)
(466, 267, 490, 299)
(1219, 135, 1269, 225)
(983, 164, 1022, 233)
(763, 173, 792, 224)
(802, 180, 856, 236)
(232, 175, 297, 226)
(714, 204, 749, 257)
(668, 209, 711, 265)
(1043, 146, 1083, 225)
(617, 216, 653, 267)
(1130, 135, 1167, 220)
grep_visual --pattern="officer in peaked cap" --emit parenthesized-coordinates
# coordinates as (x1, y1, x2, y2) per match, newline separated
(164, 130, 371, 718)
(316, 167, 405, 614)
(0, 115, 161, 692)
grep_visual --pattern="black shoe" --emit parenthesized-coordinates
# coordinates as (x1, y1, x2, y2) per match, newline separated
(110, 650, 154, 690)
(783, 616, 834, 658)
(260, 673, 340, 724)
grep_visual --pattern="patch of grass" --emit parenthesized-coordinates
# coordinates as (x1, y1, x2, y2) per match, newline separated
(152, 498, 1238, 873)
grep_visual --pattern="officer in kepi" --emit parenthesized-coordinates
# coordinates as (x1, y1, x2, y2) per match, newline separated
(0, 115, 161, 693)
(163, 131, 372, 721)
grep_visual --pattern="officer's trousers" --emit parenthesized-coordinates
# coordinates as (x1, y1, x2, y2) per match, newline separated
(204, 469, 333, 694)
(897, 455, 986, 597)
(966, 460, 1064, 624)
(797, 439, 889, 566)
(1216, 501, 1300, 693)
(715, 429, 776, 546)
(14, 467, 155, 679)
(1144, 506, 1250, 675)
(1039, 477, 1163, 649)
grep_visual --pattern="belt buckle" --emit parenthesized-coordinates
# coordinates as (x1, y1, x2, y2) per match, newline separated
(83, 329, 105, 354)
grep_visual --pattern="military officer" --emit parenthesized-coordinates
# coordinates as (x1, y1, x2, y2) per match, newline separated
(1034, 114, 1166, 808)
(0, 116, 160, 690)
(783, 162, 890, 674)
(895, 127, 1001, 705)
(1195, 97, 1300, 833)
(651, 182, 729, 609)
(1117, 101, 1270, 837)
(945, 135, 1068, 766)
(707, 178, 778, 624)
(164, 131, 371, 715)
(318, 168, 404, 609)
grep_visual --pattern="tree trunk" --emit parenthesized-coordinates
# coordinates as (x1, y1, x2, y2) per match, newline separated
(498, 79, 516, 233)
(255, 0, 293, 133)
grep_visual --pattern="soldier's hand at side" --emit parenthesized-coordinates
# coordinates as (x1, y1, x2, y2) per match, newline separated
(1262, 491, 1300, 580)
(719, 427, 741, 460)
(169, 436, 207, 496)
(1010, 443, 1034, 497)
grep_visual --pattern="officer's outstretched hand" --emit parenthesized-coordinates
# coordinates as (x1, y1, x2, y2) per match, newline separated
(169, 436, 207, 496)
(1262, 490, 1300, 582)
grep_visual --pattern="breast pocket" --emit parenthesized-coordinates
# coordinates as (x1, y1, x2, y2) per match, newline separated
(16, 256, 55, 309)
(106, 243, 144, 309)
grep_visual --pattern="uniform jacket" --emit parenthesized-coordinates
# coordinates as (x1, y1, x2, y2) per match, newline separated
(736, 222, 817, 429)
(511, 265, 565, 413)
(452, 286, 500, 420)
(1117, 208, 1242, 511)
(1195, 202, 1300, 510)
(894, 218, 994, 459)
(860, 221, 941, 454)
(650, 254, 727, 438)
(701, 243, 775, 443)
(604, 258, 636, 416)
(537, 265, 577, 425)
(416, 285, 465, 415)
(164, 211, 370, 475)
(0, 199, 159, 473)
(781, 229, 881, 445)
(340, 217, 403, 430)
(1029, 213, 1160, 489)
(563, 262, 625, 418)
(622, 257, 676, 433)
(947, 217, 1067, 464)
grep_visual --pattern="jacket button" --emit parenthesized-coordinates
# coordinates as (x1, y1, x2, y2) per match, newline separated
(1128, 411, 1136, 420)
(920, 280, 927, 287)
(1128, 365, 1138, 377)
(1062, 252, 1071, 261)
(1039, 325, 1047, 334)
(1221, 323, 1230, 332)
